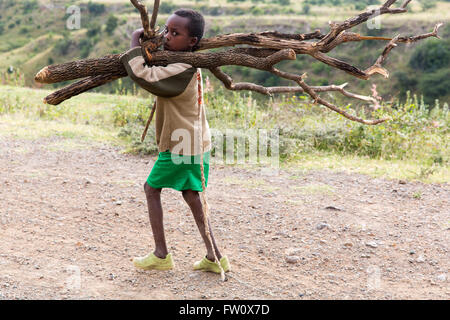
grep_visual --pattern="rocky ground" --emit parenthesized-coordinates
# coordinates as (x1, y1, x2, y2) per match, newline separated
(0, 136, 448, 300)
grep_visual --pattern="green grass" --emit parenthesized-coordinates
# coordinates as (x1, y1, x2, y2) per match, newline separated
(282, 151, 449, 184)
(1, 84, 448, 184)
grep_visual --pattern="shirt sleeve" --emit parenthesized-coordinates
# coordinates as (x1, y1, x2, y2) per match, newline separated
(119, 47, 197, 98)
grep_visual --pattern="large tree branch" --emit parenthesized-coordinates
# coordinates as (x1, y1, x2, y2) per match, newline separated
(210, 67, 376, 103)
(35, 21, 442, 85)
(268, 67, 388, 125)
(34, 0, 443, 125)
(43, 73, 123, 105)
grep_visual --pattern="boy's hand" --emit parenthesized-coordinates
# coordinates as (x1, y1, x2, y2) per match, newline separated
(131, 28, 144, 48)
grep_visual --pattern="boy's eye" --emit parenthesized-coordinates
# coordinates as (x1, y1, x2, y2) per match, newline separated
(163, 26, 177, 36)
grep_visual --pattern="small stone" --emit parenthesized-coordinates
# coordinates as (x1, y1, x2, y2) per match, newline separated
(416, 255, 426, 263)
(399, 180, 407, 184)
(285, 256, 300, 264)
(316, 222, 329, 230)
(298, 293, 304, 297)
(285, 248, 302, 256)
(366, 241, 378, 248)
(409, 250, 415, 255)
(360, 254, 371, 258)
(436, 274, 447, 282)
(343, 242, 353, 248)
(108, 273, 116, 280)
(115, 201, 122, 206)
(325, 206, 342, 211)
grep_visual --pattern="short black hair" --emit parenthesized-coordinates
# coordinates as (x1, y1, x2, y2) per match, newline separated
(174, 8, 205, 51)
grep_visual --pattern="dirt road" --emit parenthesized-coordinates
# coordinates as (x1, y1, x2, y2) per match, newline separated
(0, 136, 448, 299)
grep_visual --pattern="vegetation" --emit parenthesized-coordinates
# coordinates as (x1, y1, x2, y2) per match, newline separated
(0, 1, 448, 183)
(0, 81, 447, 182)
(0, 0, 448, 103)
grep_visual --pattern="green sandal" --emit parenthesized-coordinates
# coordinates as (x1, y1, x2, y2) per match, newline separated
(193, 256, 231, 274)
(133, 252, 174, 270)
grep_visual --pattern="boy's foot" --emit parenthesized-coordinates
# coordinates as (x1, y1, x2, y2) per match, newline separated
(193, 256, 231, 274)
(133, 252, 174, 270)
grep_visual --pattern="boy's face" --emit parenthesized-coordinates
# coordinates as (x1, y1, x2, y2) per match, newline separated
(163, 14, 198, 52)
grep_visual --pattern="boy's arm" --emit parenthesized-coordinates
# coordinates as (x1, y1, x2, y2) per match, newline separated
(119, 47, 197, 98)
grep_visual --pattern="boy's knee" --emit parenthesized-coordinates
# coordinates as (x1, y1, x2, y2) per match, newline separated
(182, 189, 199, 204)
(144, 182, 160, 195)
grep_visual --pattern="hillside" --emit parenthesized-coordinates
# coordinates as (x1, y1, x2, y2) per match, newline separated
(0, 0, 449, 104)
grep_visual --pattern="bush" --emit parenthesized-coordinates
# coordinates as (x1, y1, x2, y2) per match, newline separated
(418, 69, 450, 104)
(409, 39, 450, 73)
(87, 23, 100, 37)
(54, 36, 72, 56)
(22, 0, 38, 14)
(87, 1, 105, 15)
(105, 15, 118, 35)
(19, 26, 30, 34)
(79, 38, 93, 58)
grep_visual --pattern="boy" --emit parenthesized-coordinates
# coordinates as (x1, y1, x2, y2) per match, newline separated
(120, 8, 230, 275)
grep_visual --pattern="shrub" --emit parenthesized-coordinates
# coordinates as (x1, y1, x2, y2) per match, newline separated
(87, 1, 105, 15)
(409, 39, 450, 73)
(105, 14, 118, 35)
(22, 0, 38, 14)
(418, 69, 450, 104)
(87, 23, 100, 37)
(79, 38, 93, 58)
(54, 36, 72, 56)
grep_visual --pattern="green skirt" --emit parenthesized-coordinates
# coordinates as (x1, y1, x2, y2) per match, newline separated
(147, 149, 210, 192)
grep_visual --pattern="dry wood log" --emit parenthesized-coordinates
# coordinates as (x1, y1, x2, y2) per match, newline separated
(43, 73, 123, 105)
(35, 0, 443, 124)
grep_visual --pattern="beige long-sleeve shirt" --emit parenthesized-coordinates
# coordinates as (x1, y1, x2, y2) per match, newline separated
(120, 47, 211, 156)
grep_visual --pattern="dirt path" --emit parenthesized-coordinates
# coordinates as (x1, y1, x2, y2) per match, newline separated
(0, 136, 448, 300)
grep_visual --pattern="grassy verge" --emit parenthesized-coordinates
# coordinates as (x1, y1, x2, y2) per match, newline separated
(0, 84, 448, 183)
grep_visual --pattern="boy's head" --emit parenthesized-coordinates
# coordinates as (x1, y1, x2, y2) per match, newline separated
(163, 8, 205, 52)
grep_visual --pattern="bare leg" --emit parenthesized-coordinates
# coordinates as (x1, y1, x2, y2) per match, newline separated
(182, 189, 222, 261)
(144, 182, 168, 259)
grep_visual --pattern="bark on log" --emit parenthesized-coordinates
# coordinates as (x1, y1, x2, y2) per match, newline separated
(43, 73, 123, 105)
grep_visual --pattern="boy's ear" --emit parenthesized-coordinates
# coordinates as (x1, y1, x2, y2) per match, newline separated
(190, 36, 198, 47)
